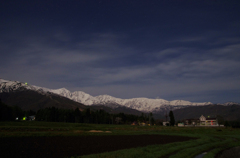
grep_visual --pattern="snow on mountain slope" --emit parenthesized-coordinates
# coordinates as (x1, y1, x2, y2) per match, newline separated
(218, 102, 240, 106)
(0, 79, 213, 112)
(0, 80, 36, 92)
(0, 79, 10, 83)
(0, 79, 51, 94)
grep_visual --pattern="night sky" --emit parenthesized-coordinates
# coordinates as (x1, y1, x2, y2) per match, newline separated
(1, 0, 240, 103)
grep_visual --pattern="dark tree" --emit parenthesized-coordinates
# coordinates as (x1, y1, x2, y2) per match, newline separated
(169, 110, 175, 126)
(0, 101, 13, 121)
(83, 108, 91, 123)
(149, 112, 154, 125)
(12, 106, 24, 120)
(216, 115, 224, 125)
(74, 108, 82, 123)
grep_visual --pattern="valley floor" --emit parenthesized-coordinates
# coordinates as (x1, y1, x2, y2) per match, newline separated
(1, 121, 240, 158)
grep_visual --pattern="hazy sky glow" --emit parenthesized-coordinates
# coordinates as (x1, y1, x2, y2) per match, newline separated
(1, 0, 240, 103)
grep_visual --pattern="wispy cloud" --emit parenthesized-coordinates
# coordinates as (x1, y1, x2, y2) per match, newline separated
(1, 28, 240, 103)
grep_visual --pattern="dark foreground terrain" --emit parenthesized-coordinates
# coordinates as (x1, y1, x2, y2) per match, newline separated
(0, 135, 194, 158)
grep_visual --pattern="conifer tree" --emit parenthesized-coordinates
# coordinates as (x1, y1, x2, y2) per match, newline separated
(169, 110, 175, 126)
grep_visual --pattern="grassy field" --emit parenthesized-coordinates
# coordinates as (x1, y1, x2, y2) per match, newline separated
(0, 121, 240, 158)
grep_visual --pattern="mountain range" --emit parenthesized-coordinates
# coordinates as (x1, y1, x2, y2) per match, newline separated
(1, 79, 239, 121)
(0, 79, 214, 113)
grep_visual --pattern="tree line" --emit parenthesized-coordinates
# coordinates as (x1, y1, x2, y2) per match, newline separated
(0, 100, 155, 124)
(35, 107, 155, 124)
(0, 99, 35, 121)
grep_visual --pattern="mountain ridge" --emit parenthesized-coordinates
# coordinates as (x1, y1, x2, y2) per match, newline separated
(2, 79, 237, 113)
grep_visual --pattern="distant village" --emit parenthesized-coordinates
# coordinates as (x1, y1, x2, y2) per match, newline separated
(163, 115, 224, 127)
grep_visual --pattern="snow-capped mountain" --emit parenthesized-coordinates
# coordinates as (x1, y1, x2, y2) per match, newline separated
(0, 79, 54, 95)
(0, 79, 213, 112)
(217, 102, 240, 106)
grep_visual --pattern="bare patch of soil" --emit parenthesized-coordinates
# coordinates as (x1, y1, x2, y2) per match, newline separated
(0, 135, 195, 158)
(88, 130, 104, 132)
(88, 130, 112, 133)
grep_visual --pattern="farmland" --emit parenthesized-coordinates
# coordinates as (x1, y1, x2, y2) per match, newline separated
(0, 121, 240, 158)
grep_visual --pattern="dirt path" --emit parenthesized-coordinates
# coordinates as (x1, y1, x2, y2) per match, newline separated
(0, 135, 194, 158)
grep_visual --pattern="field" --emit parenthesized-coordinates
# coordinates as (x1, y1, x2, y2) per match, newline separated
(0, 122, 240, 158)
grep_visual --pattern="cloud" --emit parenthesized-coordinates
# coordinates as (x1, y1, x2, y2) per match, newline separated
(45, 51, 105, 64)
(172, 36, 206, 43)
(210, 44, 240, 58)
(1, 27, 240, 103)
(97, 66, 155, 84)
(76, 76, 240, 103)
(0, 31, 138, 87)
